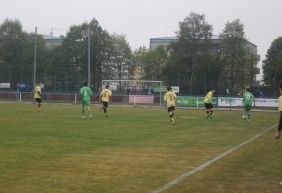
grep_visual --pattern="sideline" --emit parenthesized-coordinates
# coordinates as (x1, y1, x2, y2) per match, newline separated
(151, 123, 278, 193)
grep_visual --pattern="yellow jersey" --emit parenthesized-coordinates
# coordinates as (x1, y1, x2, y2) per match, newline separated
(100, 89, 112, 103)
(34, 85, 42, 99)
(279, 95, 282, 112)
(164, 91, 177, 107)
(204, 91, 213, 104)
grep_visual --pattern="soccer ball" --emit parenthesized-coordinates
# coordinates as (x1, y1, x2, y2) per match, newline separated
(242, 115, 247, 120)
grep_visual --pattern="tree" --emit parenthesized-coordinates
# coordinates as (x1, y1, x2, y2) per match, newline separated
(262, 37, 282, 93)
(49, 18, 113, 91)
(0, 19, 48, 89)
(170, 12, 213, 94)
(131, 46, 168, 81)
(219, 19, 256, 95)
(178, 12, 213, 40)
(106, 33, 133, 80)
(46, 18, 135, 92)
(0, 18, 134, 92)
(130, 47, 147, 80)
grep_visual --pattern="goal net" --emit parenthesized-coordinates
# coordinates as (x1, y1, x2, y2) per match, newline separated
(101, 80, 163, 106)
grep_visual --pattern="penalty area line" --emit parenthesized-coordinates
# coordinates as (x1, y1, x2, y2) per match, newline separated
(151, 123, 278, 193)
(180, 116, 199, 119)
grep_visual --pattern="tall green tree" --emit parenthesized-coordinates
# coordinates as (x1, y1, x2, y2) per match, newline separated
(219, 19, 256, 95)
(106, 33, 133, 80)
(130, 47, 147, 80)
(0, 19, 48, 88)
(49, 18, 113, 91)
(262, 37, 282, 92)
(170, 12, 213, 94)
(0, 19, 27, 76)
(131, 46, 168, 81)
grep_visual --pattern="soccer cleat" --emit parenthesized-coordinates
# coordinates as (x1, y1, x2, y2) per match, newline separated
(82, 116, 86, 119)
(89, 115, 92, 120)
(206, 114, 210, 119)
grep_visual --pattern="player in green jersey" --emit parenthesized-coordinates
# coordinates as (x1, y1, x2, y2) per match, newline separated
(80, 82, 93, 119)
(242, 87, 254, 121)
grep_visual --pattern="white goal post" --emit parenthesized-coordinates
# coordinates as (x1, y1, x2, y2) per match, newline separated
(102, 80, 163, 107)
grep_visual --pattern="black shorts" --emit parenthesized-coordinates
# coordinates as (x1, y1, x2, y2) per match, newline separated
(204, 103, 213, 110)
(35, 98, 42, 104)
(167, 106, 175, 112)
(279, 112, 282, 131)
(103, 102, 109, 108)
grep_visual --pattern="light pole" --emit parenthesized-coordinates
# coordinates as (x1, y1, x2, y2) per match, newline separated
(86, 26, 91, 86)
(72, 57, 81, 92)
(33, 26, 37, 90)
(81, 27, 91, 86)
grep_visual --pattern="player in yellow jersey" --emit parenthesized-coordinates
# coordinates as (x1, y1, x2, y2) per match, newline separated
(34, 83, 42, 112)
(204, 89, 216, 119)
(164, 86, 177, 125)
(99, 84, 112, 118)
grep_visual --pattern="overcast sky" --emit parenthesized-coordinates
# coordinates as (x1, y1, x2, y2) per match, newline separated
(1, 0, 282, 79)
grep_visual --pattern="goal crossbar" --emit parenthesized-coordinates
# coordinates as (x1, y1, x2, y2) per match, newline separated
(102, 80, 162, 83)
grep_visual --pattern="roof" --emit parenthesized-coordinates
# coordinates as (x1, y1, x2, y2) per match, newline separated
(150, 35, 257, 47)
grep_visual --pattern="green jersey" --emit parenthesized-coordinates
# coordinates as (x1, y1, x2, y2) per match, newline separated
(80, 86, 92, 103)
(243, 91, 254, 106)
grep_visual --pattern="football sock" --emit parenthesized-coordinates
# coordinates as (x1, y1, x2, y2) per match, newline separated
(209, 110, 213, 115)
(247, 111, 251, 119)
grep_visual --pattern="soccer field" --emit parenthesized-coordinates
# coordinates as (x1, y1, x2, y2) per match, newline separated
(0, 103, 281, 193)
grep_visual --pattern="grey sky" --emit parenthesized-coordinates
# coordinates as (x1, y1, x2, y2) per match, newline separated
(1, 0, 282, 79)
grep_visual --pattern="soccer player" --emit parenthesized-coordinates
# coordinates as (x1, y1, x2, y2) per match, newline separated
(204, 89, 216, 119)
(80, 82, 93, 119)
(242, 87, 254, 121)
(99, 84, 112, 118)
(34, 83, 42, 112)
(164, 86, 177, 125)
(275, 83, 282, 139)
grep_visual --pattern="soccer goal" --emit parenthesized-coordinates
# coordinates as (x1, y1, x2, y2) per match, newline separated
(101, 80, 163, 107)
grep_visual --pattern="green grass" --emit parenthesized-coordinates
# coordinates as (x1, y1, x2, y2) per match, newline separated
(0, 103, 281, 193)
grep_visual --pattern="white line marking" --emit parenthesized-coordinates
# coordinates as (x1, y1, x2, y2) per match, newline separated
(151, 124, 277, 193)
(180, 116, 199, 119)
